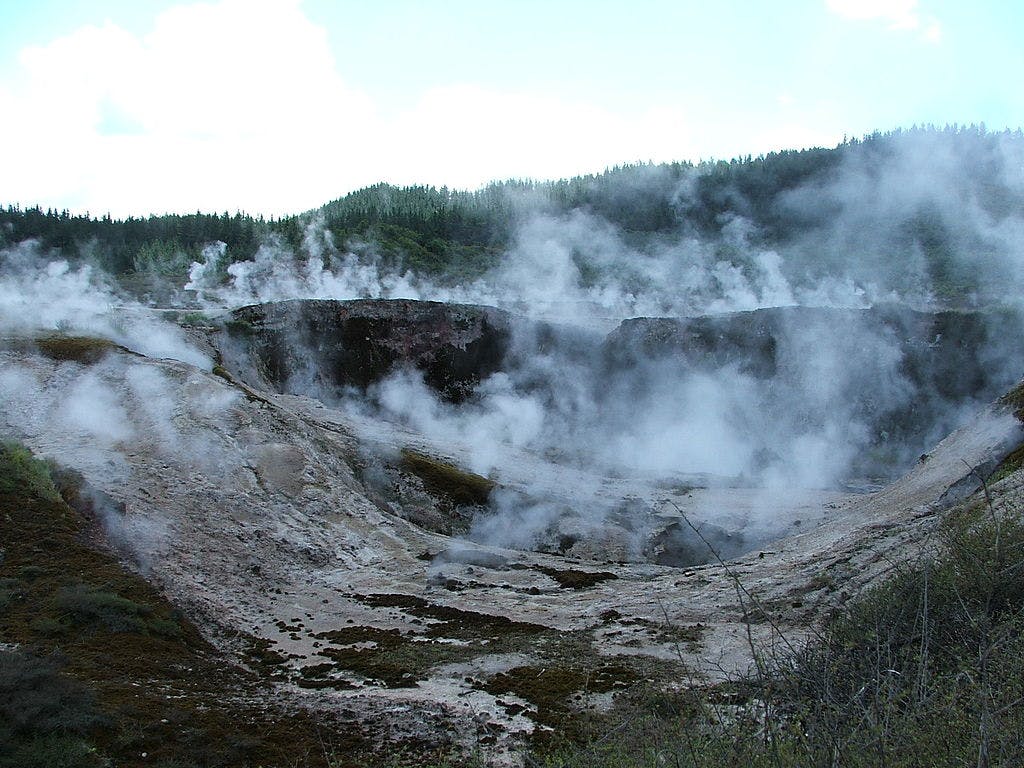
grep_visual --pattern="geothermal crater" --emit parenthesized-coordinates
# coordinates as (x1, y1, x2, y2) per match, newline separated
(3, 297, 1023, 762)
(208, 298, 1024, 566)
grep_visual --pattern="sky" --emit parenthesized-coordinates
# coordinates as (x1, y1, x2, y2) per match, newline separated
(0, 0, 1021, 218)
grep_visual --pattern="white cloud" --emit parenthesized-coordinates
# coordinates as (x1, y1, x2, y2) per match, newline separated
(825, 0, 942, 41)
(0, 0, 380, 216)
(922, 16, 943, 43)
(826, 0, 919, 28)
(0, 0, 845, 217)
(383, 85, 694, 187)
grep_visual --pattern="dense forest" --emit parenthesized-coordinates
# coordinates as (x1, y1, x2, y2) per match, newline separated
(2, 124, 1023, 305)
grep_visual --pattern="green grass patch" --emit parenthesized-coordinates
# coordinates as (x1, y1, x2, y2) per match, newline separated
(999, 379, 1024, 421)
(989, 441, 1024, 483)
(0, 441, 62, 503)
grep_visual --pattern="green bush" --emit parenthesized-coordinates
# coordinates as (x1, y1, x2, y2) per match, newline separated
(0, 650, 98, 736)
(0, 735, 100, 768)
(0, 576, 24, 614)
(29, 616, 67, 638)
(55, 583, 182, 638)
(0, 441, 61, 503)
(18, 565, 47, 580)
(179, 311, 211, 326)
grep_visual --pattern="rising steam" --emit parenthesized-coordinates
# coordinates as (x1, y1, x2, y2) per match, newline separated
(3, 129, 1024, 560)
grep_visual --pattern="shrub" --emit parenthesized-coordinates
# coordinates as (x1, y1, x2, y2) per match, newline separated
(0, 650, 103, 745)
(0, 441, 61, 503)
(0, 576, 25, 614)
(0, 735, 99, 768)
(29, 616, 66, 638)
(54, 583, 182, 638)
(179, 311, 211, 326)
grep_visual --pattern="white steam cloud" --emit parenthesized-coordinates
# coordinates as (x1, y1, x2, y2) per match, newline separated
(0, 241, 210, 368)
(184, 210, 882, 323)
(4, 129, 1024, 562)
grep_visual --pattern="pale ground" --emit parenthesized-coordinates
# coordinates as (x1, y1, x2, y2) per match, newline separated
(2, 339, 1021, 763)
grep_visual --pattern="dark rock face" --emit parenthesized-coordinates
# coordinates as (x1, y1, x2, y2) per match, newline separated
(601, 304, 1024, 479)
(644, 519, 745, 567)
(604, 311, 783, 378)
(603, 305, 1022, 397)
(217, 299, 512, 401)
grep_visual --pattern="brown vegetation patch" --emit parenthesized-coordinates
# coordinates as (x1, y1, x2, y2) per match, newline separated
(399, 449, 496, 507)
(535, 566, 618, 590)
(477, 660, 644, 748)
(33, 334, 120, 364)
(352, 592, 547, 637)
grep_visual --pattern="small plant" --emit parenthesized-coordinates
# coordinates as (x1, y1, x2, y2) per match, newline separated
(0, 441, 61, 503)
(55, 583, 182, 638)
(0, 576, 24, 613)
(987, 441, 1024, 483)
(211, 363, 234, 382)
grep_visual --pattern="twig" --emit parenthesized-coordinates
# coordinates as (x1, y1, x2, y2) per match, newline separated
(665, 500, 798, 657)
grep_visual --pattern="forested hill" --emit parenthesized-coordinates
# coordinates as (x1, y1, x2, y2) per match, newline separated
(2, 125, 1023, 303)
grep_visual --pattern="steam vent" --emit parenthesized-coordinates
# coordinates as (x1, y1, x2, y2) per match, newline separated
(4, 291, 1024, 765)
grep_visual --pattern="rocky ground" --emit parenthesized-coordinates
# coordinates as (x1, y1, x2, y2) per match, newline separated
(1, 300, 1022, 765)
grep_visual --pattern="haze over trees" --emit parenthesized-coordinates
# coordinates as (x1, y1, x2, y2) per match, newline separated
(3, 124, 1022, 307)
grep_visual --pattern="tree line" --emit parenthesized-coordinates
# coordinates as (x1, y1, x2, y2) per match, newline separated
(2, 124, 1022, 300)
